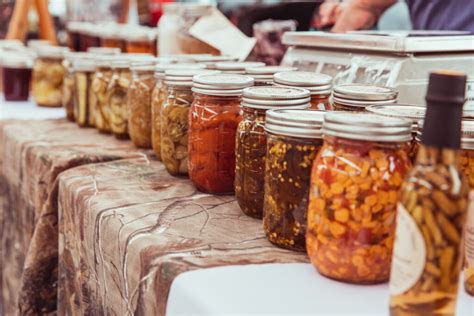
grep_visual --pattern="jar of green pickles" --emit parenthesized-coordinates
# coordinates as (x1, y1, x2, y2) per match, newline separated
(263, 109, 325, 251)
(332, 84, 397, 111)
(235, 86, 311, 219)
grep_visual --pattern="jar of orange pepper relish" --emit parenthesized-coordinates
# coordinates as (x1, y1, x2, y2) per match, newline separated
(307, 112, 412, 284)
(273, 71, 333, 110)
(235, 86, 311, 219)
(245, 66, 297, 86)
(189, 74, 254, 194)
(332, 84, 397, 111)
(263, 109, 325, 251)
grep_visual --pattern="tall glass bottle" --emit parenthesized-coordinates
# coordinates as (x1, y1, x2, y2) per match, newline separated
(389, 71, 468, 316)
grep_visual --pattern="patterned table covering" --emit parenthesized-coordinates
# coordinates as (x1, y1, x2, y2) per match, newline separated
(0, 119, 308, 315)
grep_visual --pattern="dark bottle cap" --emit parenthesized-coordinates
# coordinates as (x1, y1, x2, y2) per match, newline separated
(421, 70, 467, 149)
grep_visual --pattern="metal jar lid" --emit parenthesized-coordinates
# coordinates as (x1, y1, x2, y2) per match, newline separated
(333, 84, 398, 108)
(165, 69, 219, 87)
(131, 61, 156, 72)
(87, 47, 121, 55)
(323, 112, 412, 142)
(246, 66, 297, 82)
(265, 109, 325, 139)
(274, 71, 333, 95)
(154, 63, 205, 79)
(242, 86, 311, 110)
(72, 54, 96, 72)
(192, 74, 254, 96)
(366, 104, 426, 133)
(0, 52, 34, 69)
(36, 45, 69, 59)
(215, 61, 265, 74)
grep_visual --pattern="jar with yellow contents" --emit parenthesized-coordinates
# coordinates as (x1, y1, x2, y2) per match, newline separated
(332, 84, 397, 111)
(307, 112, 412, 284)
(92, 55, 115, 133)
(263, 109, 324, 251)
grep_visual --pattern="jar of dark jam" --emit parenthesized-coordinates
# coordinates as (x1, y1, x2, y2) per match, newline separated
(263, 109, 324, 251)
(274, 71, 333, 110)
(332, 84, 398, 111)
(66, 21, 82, 51)
(235, 86, 311, 219)
(1, 53, 33, 101)
(245, 66, 296, 86)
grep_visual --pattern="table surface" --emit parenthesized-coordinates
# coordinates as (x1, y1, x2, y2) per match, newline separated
(0, 96, 65, 120)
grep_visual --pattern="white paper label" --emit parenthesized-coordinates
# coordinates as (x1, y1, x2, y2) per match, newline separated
(389, 203, 426, 295)
(466, 192, 474, 267)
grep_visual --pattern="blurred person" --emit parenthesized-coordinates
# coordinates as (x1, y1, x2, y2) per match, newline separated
(318, 0, 474, 32)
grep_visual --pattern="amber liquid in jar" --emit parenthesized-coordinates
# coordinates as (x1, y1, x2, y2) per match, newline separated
(2, 67, 32, 101)
(188, 93, 242, 194)
(307, 136, 411, 283)
(126, 41, 156, 55)
(310, 94, 331, 111)
(151, 80, 168, 161)
(263, 134, 322, 251)
(460, 149, 474, 296)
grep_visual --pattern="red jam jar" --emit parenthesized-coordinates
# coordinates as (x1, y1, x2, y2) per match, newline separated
(1, 53, 33, 101)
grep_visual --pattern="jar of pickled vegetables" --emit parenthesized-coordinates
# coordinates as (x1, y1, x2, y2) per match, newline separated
(62, 53, 82, 120)
(107, 57, 132, 138)
(32, 45, 68, 107)
(332, 84, 398, 111)
(236, 86, 311, 218)
(93, 55, 114, 133)
(263, 109, 324, 251)
(307, 112, 412, 284)
(189, 73, 254, 193)
(274, 71, 333, 110)
(215, 61, 265, 74)
(366, 104, 426, 162)
(245, 66, 296, 86)
(73, 55, 95, 127)
(125, 28, 157, 55)
(161, 68, 218, 176)
(1, 52, 33, 101)
(128, 62, 156, 148)
(152, 63, 206, 161)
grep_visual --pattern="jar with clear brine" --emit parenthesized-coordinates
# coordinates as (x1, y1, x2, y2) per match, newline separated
(73, 56, 95, 127)
(274, 71, 333, 110)
(128, 62, 156, 148)
(93, 55, 115, 133)
(161, 68, 217, 175)
(332, 84, 397, 111)
(62, 53, 77, 121)
(246, 66, 296, 87)
(32, 46, 68, 107)
(235, 86, 311, 218)
(263, 110, 324, 251)
(108, 58, 132, 138)
(189, 74, 253, 193)
(307, 113, 412, 283)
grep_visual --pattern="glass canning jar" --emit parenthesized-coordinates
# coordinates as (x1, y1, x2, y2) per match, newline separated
(161, 68, 217, 176)
(263, 109, 324, 251)
(189, 74, 253, 194)
(235, 86, 311, 219)
(32, 46, 68, 107)
(72, 55, 96, 127)
(66, 22, 82, 51)
(307, 112, 412, 284)
(191, 55, 238, 69)
(107, 58, 132, 138)
(92, 56, 114, 133)
(215, 61, 265, 75)
(332, 84, 397, 111)
(274, 71, 333, 110)
(152, 63, 206, 161)
(125, 28, 157, 55)
(62, 52, 79, 121)
(245, 66, 296, 86)
(128, 62, 156, 148)
(1, 53, 33, 101)
(100, 26, 122, 50)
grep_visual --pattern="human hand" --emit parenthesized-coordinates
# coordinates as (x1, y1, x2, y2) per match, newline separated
(315, 1, 344, 29)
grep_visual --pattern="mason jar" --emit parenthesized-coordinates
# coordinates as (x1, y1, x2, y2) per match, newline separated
(189, 73, 253, 194)
(235, 86, 311, 219)
(332, 84, 398, 111)
(92, 55, 115, 133)
(307, 112, 412, 284)
(72, 55, 95, 127)
(191, 55, 238, 69)
(215, 61, 265, 74)
(125, 28, 157, 55)
(263, 109, 324, 251)
(245, 66, 296, 86)
(1, 52, 33, 101)
(274, 71, 333, 110)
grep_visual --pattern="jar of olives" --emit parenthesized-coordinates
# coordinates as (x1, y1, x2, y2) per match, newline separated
(307, 112, 412, 284)
(235, 86, 311, 219)
(72, 55, 95, 127)
(92, 55, 115, 133)
(332, 84, 398, 111)
(215, 61, 265, 74)
(151, 62, 206, 161)
(263, 109, 324, 251)
(32, 45, 69, 107)
(189, 73, 253, 194)
(161, 68, 217, 176)
(245, 66, 296, 86)
(274, 71, 333, 110)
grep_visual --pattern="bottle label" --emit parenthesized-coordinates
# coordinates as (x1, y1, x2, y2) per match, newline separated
(466, 192, 474, 267)
(389, 203, 426, 296)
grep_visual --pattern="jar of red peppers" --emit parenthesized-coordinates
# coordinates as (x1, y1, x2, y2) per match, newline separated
(307, 112, 412, 284)
(161, 68, 218, 176)
(215, 61, 265, 74)
(189, 73, 254, 194)
(245, 66, 296, 86)
(274, 71, 333, 110)
(332, 84, 398, 111)
(235, 86, 311, 218)
(263, 109, 325, 251)
(1, 52, 33, 101)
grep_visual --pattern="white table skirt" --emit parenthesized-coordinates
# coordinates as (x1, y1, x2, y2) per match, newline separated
(0, 95, 65, 120)
(166, 263, 473, 316)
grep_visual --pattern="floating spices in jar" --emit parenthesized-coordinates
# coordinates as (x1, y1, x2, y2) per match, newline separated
(215, 61, 265, 74)
(1, 53, 33, 101)
(189, 73, 254, 194)
(263, 109, 324, 251)
(236, 86, 311, 219)
(32, 45, 69, 107)
(332, 84, 397, 111)
(307, 112, 412, 284)
(274, 71, 333, 110)
(72, 55, 96, 127)
(161, 68, 218, 176)
(245, 66, 297, 86)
